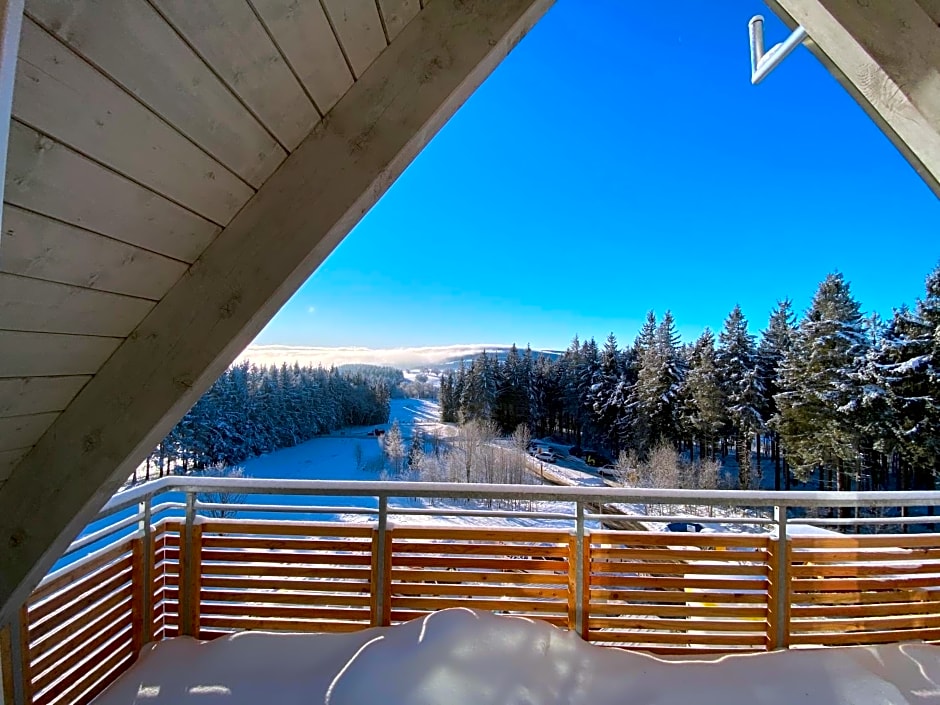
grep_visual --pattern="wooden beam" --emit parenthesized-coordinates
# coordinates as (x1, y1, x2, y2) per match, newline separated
(766, 0, 940, 196)
(0, 0, 24, 239)
(0, 0, 553, 622)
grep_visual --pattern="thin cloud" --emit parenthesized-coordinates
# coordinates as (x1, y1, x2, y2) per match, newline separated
(237, 344, 521, 369)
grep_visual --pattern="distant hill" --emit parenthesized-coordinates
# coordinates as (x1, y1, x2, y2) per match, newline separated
(236, 344, 563, 371)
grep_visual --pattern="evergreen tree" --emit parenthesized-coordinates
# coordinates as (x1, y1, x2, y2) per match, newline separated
(758, 299, 797, 489)
(681, 329, 724, 462)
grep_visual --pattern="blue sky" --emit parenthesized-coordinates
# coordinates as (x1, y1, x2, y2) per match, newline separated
(254, 0, 939, 352)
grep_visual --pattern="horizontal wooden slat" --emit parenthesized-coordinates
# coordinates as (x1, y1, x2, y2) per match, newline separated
(793, 602, 940, 619)
(201, 590, 371, 607)
(5, 120, 220, 262)
(588, 617, 767, 632)
(588, 602, 767, 619)
(30, 582, 133, 642)
(394, 527, 570, 541)
(590, 588, 768, 604)
(391, 583, 567, 599)
(790, 548, 940, 562)
(0, 412, 59, 451)
(201, 602, 371, 620)
(390, 610, 568, 627)
(29, 598, 129, 666)
(0, 331, 121, 378)
(393, 542, 568, 557)
(792, 613, 940, 633)
(200, 576, 370, 593)
(591, 575, 767, 591)
(0, 273, 154, 337)
(200, 521, 372, 537)
(590, 547, 767, 561)
(201, 549, 371, 566)
(393, 556, 567, 571)
(790, 588, 940, 605)
(37, 640, 134, 705)
(791, 535, 940, 549)
(201, 536, 373, 552)
(585, 631, 766, 646)
(14, 17, 254, 224)
(591, 561, 768, 576)
(591, 532, 770, 548)
(30, 558, 131, 623)
(199, 616, 366, 633)
(0, 375, 90, 418)
(31, 620, 130, 694)
(390, 569, 569, 585)
(790, 627, 940, 646)
(202, 563, 371, 580)
(791, 562, 940, 577)
(1, 206, 187, 301)
(792, 575, 940, 592)
(31, 545, 130, 601)
(391, 597, 566, 613)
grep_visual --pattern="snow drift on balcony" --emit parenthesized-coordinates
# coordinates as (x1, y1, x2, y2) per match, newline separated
(94, 608, 940, 705)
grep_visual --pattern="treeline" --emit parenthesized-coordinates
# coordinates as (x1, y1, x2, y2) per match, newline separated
(145, 362, 390, 477)
(439, 266, 940, 492)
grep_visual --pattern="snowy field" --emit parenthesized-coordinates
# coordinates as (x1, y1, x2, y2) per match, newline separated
(92, 608, 940, 705)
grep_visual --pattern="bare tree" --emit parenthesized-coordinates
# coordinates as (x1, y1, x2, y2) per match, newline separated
(384, 420, 405, 475)
(192, 463, 246, 519)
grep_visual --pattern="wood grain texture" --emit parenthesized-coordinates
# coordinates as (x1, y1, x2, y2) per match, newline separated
(248, 0, 353, 113)
(0, 273, 154, 337)
(321, 0, 387, 77)
(14, 18, 254, 224)
(0, 376, 89, 417)
(5, 121, 220, 261)
(151, 0, 318, 150)
(1, 205, 188, 300)
(26, 0, 287, 187)
(0, 331, 121, 378)
(378, 0, 420, 41)
(0, 412, 58, 451)
(0, 0, 555, 623)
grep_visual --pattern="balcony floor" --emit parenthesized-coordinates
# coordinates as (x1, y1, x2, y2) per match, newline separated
(90, 608, 940, 705)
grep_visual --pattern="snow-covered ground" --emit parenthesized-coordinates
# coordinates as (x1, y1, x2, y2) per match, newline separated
(92, 608, 940, 705)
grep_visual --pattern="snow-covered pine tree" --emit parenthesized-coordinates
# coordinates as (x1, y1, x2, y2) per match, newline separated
(758, 299, 797, 489)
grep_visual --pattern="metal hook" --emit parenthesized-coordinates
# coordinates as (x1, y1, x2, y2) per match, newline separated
(749, 15, 808, 84)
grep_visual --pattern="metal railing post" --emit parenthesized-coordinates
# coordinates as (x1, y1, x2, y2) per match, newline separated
(770, 504, 790, 650)
(180, 492, 196, 637)
(138, 498, 153, 646)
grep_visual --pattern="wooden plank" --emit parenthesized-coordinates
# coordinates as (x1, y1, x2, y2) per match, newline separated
(590, 547, 767, 562)
(29, 582, 133, 642)
(394, 542, 568, 557)
(791, 602, 940, 619)
(394, 555, 567, 571)
(590, 574, 767, 591)
(201, 549, 372, 566)
(588, 602, 767, 619)
(29, 559, 130, 624)
(321, 0, 387, 77)
(201, 576, 370, 593)
(585, 631, 766, 647)
(378, 0, 421, 41)
(591, 532, 769, 548)
(29, 600, 130, 666)
(590, 560, 768, 576)
(4, 120, 220, 262)
(199, 615, 368, 632)
(1, 205, 187, 300)
(0, 411, 56, 451)
(150, 0, 317, 151)
(390, 569, 569, 585)
(201, 603, 371, 621)
(201, 520, 372, 537)
(790, 627, 940, 646)
(392, 583, 567, 599)
(589, 588, 768, 604)
(391, 611, 569, 628)
(0, 376, 89, 418)
(26, 0, 286, 187)
(793, 592, 940, 608)
(30, 547, 131, 602)
(391, 596, 566, 613)
(248, 0, 353, 113)
(0, 273, 154, 337)
(789, 548, 940, 562)
(792, 575, 940, 592)
(0, 622, 13, 705)
(0, 331, 121, 378)
(204, 563, 371, 580)
(35, 640, 133, 705)
(793, 614, 940, 633)
(201, 535, 373, 552)
(31, 621, 129, 694)
(393, 526, 569, 541)
(588, 617, 767, 633)
(791, 534, 940, 549)
(791, 562, 940, 577)
(14, 18, 254, 224)
(0, 0, 555, 624)
(202, 590, 372, 608)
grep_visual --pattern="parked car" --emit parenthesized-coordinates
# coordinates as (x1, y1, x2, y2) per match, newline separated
(534, 452, 556, 463)
(598, 465, 619, 479)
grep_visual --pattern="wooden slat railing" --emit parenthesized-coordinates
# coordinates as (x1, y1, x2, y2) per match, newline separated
(6, 507, 940, 703)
